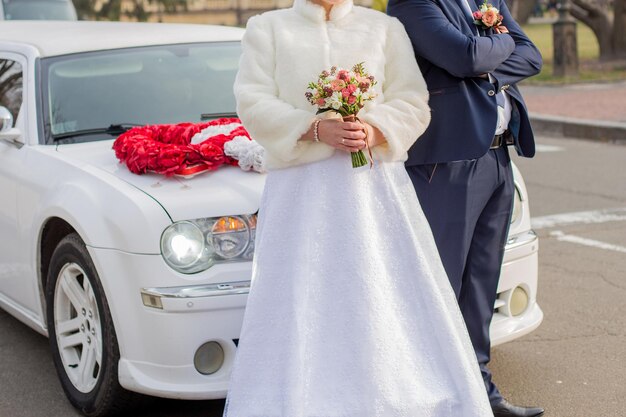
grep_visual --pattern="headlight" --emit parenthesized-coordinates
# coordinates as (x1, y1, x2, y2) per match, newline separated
(510, 186, 522, 225)
(161, 221, 210, 273)
(161, 214, 257, 274)
(211, 216, 250, 259)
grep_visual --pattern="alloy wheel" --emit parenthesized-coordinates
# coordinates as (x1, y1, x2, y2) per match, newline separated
(53, 262, 103, 393)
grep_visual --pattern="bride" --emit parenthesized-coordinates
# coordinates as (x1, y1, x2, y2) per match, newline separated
(224, 0, 494, 415)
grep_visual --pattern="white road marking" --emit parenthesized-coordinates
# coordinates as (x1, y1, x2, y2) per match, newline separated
(531, 207, 626, 230)
(550, 230, 626, 254)
(535, 144, 564, 153)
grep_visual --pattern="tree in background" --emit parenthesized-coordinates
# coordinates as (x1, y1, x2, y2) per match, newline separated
(72, 0, 87, 19)
(507, 0, 539, 24)
(74, 0, 186, 21)
(570, 0, 626, 60)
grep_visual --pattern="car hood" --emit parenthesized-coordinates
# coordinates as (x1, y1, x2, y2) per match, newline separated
(55, 140, 266, 222)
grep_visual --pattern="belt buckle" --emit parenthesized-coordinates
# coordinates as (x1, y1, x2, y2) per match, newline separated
(490, 134, 502, 150)
(490, 130, 513, 150)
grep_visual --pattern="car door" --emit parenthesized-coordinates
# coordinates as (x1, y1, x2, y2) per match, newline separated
(0, 52, 38, 315)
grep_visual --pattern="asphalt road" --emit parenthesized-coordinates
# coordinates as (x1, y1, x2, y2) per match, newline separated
(493, 137, 626, 417)
(1, 136, 625, 417)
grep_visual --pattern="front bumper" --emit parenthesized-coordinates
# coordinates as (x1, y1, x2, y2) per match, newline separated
(88, 247, 249, 400)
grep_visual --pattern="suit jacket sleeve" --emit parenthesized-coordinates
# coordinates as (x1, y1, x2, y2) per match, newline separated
(489, 0, 543, 88)
(234, 15, 317, 163)
(359, 18, 431, 160)
(387, 0, 516, 78)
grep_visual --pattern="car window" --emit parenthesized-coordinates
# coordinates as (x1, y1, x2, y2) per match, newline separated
(0, 59, 23, 124)
(3, 0, 76, 20)
(42, 42, 241, 144)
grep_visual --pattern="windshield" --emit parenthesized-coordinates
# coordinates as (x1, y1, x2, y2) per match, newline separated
(41, 42, 241, 144)
(3, 0, 77, 20)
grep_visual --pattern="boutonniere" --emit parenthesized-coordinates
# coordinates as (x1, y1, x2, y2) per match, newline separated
(472, 1, 508, 34)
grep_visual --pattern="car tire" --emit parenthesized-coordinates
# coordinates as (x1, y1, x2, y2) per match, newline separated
(46, 233, 136, 416)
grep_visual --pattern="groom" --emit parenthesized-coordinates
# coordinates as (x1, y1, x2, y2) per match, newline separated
(387, 0, 543, 416)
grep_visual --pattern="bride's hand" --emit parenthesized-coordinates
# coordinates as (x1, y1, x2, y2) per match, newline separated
(359, 121, 386, 148)
(317, 119, 367, 153)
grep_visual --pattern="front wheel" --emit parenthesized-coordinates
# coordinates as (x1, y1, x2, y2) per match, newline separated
(46, 233, 135, 416)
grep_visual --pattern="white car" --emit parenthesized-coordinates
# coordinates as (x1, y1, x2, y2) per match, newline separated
(0, 21, 542, 416)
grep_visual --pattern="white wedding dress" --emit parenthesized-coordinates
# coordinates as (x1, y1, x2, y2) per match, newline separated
(223, 152, 494, 417)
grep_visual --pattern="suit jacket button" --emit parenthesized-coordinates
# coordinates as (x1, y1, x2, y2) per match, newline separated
(488, 90, 496, 96)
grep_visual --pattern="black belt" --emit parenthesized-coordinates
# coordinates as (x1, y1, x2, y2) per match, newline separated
(490, 130, 515, 149)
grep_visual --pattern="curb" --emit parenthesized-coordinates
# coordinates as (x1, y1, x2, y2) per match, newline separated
(529, 113, 626, 144)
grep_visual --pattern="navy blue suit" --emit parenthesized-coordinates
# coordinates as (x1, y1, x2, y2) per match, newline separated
(388, 0, 542, 406)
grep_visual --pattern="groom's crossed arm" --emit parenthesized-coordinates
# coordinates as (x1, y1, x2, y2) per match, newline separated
(387, 0, 514, 78)
(489, 0, 542, 88)
(387, 0, 541, 85)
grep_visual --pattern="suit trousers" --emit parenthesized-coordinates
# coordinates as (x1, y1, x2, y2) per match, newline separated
(406, 145, 514, 405)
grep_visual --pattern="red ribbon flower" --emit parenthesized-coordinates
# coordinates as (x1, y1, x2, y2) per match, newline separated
(112, 118, 250, 177)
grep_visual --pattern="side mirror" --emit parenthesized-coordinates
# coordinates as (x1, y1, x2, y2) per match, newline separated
(0, 106, 24, 148)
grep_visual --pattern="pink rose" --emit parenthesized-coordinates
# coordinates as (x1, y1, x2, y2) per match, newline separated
(347, 95, 357, 105)
(481, 9, 498, 27)
(341, 88, 351, 98)
(472, 10, 482, 20)
(337, 70, 349, 81)
(330, 79, 346, 91)
(316, 98, 326, 106)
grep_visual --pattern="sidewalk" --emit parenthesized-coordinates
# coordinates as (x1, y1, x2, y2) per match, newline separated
(519, 81, 626, 143)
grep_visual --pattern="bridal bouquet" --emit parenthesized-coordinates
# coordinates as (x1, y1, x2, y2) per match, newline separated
(305, 63, 377, 168)
(472, 1, 508, 34)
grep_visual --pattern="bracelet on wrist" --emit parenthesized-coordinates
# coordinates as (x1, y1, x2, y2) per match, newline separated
(313, 119, 321, 143)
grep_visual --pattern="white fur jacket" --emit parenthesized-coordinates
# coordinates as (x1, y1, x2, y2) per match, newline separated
(234, 0, 431, 169)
